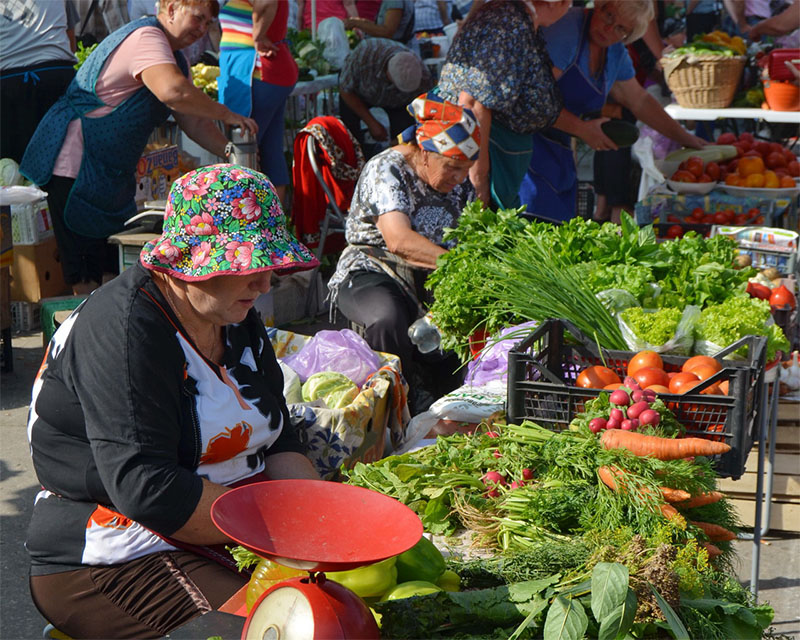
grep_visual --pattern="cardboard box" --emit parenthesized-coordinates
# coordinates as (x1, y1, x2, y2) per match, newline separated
(10, 237, 68, 302)
(11, 198, 54, 245)
(134, 145, 181, 208)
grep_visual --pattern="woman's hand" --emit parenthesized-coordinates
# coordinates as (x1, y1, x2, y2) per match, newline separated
(580, 117, 619, 151)
(469, 163, 490, 204)
(223, 111, 259, 138)
(255, 35, 279, 58)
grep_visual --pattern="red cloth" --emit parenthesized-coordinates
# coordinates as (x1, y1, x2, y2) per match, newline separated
(291, 116, 361, 252)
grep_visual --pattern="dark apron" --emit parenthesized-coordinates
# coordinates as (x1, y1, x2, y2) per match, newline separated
(519, 12, 607, 222)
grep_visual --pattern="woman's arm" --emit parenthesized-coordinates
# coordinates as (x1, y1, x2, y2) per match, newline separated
(343, 0, 359, 18)
(457, 91, 491, 204)
(609, 78, 706, 149)
(253, 0, 279, 58)
(747, 0, 800, 37)
(345, 8, 402, 38)
(140, 63, 258, 138)
(376, 210, 447, 269)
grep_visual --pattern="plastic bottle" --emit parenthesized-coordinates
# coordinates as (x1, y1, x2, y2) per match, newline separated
(408, 313, 441, 354)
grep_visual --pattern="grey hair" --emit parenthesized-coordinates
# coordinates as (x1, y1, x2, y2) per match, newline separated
(595, 0, 654, 44)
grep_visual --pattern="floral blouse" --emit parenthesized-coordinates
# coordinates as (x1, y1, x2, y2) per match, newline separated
(437, 0, 563, 135)
(327, 147, 474, 305)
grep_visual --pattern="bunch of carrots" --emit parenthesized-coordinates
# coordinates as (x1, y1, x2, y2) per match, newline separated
(597, 429, 736, 558)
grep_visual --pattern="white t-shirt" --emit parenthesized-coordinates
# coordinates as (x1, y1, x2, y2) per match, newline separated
(0, 0, 78, 70)
(52, 26, 177, 179)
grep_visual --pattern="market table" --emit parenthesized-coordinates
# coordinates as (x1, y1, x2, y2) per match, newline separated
(664, 103, 800, 124)
(285, 73, 339, 147)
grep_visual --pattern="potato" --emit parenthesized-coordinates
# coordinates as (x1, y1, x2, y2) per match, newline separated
(734, 254, 752, 268)
(762, 267, 779, 280)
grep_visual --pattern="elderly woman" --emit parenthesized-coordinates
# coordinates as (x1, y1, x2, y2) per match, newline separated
(328, 92, 479, 413)
(518, 0, 707, 222)
(26, 165, 320, 639)
(21, 0, 257, 296)
(436, 0, 572, 209)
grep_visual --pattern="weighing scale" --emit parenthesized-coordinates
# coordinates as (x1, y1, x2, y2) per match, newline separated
(211, 480, 423, 640)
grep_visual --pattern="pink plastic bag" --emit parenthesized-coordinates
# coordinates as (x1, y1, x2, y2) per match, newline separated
(283, 329, 380, 387)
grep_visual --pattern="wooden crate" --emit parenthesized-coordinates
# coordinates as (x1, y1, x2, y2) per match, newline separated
(718, 398, 799, 532)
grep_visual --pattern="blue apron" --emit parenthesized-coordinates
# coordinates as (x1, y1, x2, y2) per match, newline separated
(20, 17, 188, 239)
(519, 12, 606, 222)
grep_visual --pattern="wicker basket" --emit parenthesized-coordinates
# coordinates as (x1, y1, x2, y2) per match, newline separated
(661, 54, 746, 109)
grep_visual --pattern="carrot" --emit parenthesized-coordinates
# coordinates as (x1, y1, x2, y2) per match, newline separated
(702, 542, 723, 559)
(600, 430, 731, 460)
(597, 466, 680, 520)
(690, 520, 737, 542)
(675, 491, 725, 509)
(660, 487, 692, 503)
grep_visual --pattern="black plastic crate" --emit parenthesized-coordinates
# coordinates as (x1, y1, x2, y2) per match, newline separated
(506, 319, 767, 479)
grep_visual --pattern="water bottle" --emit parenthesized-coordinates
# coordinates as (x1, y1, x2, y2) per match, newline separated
(408, 313, 441, 354)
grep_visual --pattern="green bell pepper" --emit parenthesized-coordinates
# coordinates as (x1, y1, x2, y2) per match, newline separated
(395, 536, 446, 584)
(435, 569, 461, 592)
(326, 556, 398, 598)
(380, 580, 443, 601)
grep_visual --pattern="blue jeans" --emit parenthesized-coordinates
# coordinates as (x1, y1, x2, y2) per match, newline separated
(251, 79, 294, 186)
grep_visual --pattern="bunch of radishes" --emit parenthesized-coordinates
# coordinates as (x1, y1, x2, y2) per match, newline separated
(588, 376, 662, 434)
(481, 468, 535, 497)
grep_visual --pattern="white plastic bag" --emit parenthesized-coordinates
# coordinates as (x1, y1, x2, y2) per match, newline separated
(317, 17, 350, 70)
(619, 305, 700, 355)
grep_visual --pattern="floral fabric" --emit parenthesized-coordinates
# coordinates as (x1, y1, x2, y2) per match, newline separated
(327, 147, 473, 305)
(140, 164, 318, 280)
(437, 0, 563, 135)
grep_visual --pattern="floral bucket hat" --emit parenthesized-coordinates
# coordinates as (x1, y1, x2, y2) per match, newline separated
(141, 164, 319, 280)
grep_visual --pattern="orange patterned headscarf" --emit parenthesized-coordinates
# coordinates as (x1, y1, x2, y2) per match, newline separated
(398, 92, 481, 161)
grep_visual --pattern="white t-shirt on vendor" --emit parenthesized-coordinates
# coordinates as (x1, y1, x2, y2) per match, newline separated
(52, 27, 177, 179)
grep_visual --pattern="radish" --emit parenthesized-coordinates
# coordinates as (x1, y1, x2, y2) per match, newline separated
(643, 389, 657, 402)
(610, 389, 630, 406)
(492, 449, 502, 458)
(623, 377, 641, 390)
(631, 389, 645, 403)
(627, 401, 650, 419)
(606, 417, 621, 430)
(482, 471, 506, 486)
(521, 468, 535, 480)
(589, 417, 607, 433)
(510, 480, 525, 489)
(610, 408, 624, 422)
(486, 431, 500, 438)
(621, 419, 636, 431)
(639, 409, 660, 426)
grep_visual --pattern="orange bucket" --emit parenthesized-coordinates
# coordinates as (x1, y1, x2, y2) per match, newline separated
(763, 79, 800, 111)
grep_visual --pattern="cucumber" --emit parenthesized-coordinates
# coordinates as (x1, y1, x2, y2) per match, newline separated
(664, 145, 738, 164)
(600, 120, 639, 148)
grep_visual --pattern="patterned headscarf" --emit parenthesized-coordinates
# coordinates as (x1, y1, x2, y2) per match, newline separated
(140, 164, 319, 281)
(398, 92, 480, 162)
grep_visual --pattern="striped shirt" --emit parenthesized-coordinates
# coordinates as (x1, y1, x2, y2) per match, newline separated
(219, 0, 261, 72)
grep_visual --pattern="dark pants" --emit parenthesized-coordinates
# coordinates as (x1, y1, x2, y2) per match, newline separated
(30, 550, 246, 639)
(0, 61, 75, 164)
(45, 175, 109, 286)
(338, 96, 415, 157)
(336, 270, 462, 413)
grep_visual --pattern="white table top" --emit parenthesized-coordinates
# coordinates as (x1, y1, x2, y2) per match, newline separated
(665, 103, 800, 124)
(290, 73, 338, 97)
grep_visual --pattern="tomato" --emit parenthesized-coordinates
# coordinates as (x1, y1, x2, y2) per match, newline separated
(717, 132, 736, 145)
(697, 173, 713, 183)
(666, 224, 684, 238)
(769, 142, 784, 154)
(727, 158, 739, 173)
(723, 209, 735, 223)
(747, 207, 760, 218)
(576, 365, 621, 389)
(738, 132, 754, 144)
(690, 207, 705, 221)
(666, 214, 680, 223)
(725, 174, 741, 186)
(646, 384, 671, 394)
(686, 156, 704, 178)
(718, 380, 729, 395)
(745, 173, 766, 188)
(754, 141, 771, 157)
(732, 144, 745, 157)
(783, 149, 795, 163)
(737, 139, 752, 153)
(763, 170, 780, 189)
(755, 215, 765, 224)
(689, 364, 720, 381)
(733, 213, 748, 225)
(604, 382, 623, 390)
(705, 161, 721, 181)
(627, 350, 664, 376)
(702, 214, 715, 223)
(770, 284, 797, 310)
(669, 371, 700, 394)
(738, 156, 765, 176)
(787, 160, 800, 177)
(766, 151, 787, 169)
(780, 175, 796, 188)
(671, 169, 696, 183)
(682, 355, 721, 375)
(633, 367, 670, 389)
(713, 211, 728, 224)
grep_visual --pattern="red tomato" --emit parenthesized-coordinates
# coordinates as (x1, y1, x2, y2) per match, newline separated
(666, 214, 681, 223)
(754, 141, 772, 157)
(727, 158, 739, 173)
(733, 213, 748, 225)
(671, 170, 697, 183)
(739, 132, 755, 144)
(755, 215, 765, 224)
(788, 161, 800, 177)
(576, 365, 621, 389)
(669, 371, 700, 394)
(686, 156, 705, 178)
(689, 364, 720, 381)
(646, 384, 672, 394)
(697, 173, 713, 183)
(702, 214, 715, 223)
(666, 224, 684, 239)
(769, 142, 784, 154)
(690, 207, 705, 220)
(732, 144, 745, 157)
(738, 140, 752, 152)
(717, 132, 736, 145)
(713, 211, 728, 224)
(633, 367, 670, 389)
(705, 161, 721, 181)
(627, 350, 664, 376)
(766, 151, 787, 169)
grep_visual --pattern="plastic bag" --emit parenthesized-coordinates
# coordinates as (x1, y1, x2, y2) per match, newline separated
(619, 305, 700, 355)
(279, 361, 303, 403)
(283, 328, 380, 387)
(464, 321, 539, 389)
(317, 17, 350, 70)
(596, 288, 640, 315)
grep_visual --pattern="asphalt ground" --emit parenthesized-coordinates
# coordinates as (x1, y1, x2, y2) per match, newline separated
(1, 331, 798, 639)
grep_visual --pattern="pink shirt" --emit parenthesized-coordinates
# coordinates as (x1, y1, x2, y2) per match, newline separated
(53, 27, 177, 179)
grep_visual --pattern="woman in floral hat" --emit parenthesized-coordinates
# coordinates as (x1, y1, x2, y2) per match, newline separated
(26, 165, 319, 639)
(327, 91, 479, 414)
